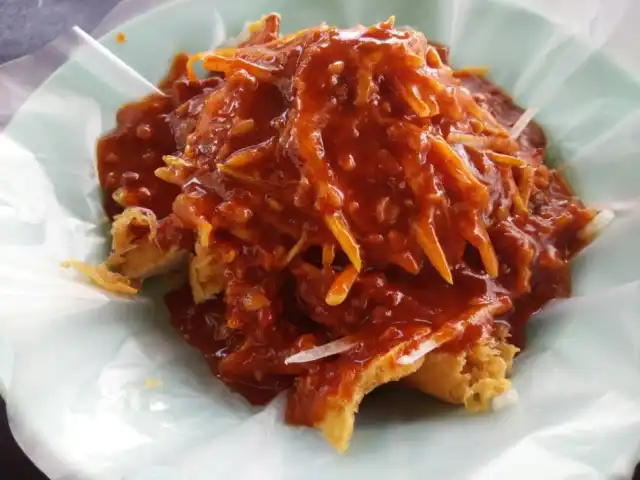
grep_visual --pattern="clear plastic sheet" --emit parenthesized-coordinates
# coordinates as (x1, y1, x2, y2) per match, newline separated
(1, 0, 640, 478)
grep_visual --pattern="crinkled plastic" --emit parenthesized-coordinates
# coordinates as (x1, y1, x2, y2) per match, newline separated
(1, 0, 640, 478)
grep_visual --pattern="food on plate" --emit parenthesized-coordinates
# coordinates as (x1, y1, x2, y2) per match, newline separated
(83, 14, 595, 451)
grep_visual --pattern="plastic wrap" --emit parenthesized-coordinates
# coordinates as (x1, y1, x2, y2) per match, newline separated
(1, 0, 639, 478)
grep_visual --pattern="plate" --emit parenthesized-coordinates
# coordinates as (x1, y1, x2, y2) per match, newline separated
(1, 0, 640, 478)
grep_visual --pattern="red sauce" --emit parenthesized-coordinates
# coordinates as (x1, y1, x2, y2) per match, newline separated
(97, 54, 223, 218)
(97, 19, 593, 422)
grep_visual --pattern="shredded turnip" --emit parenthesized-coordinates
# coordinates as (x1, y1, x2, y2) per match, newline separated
(284, 337, 357, 364)
(509, 107, 539, 139)
(396, 338, 438, 365)
(397, 306, 498, 365)
(578, 209, 615, 241)
(491, 388, 519, 411)
(219, 21, 250, 48)
(590, 198, 640, 213)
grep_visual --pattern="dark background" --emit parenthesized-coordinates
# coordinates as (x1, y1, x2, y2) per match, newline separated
(0, 0, 639, 479)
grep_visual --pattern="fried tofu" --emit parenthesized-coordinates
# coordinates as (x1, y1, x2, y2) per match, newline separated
(406, 330, 518, 412)
(288, 340, 425, 453)
(107, 208, 188, 280)
(189, 241, 227, 304)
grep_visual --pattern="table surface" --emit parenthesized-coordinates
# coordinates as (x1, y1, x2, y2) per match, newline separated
(0, 1, 639, 479)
